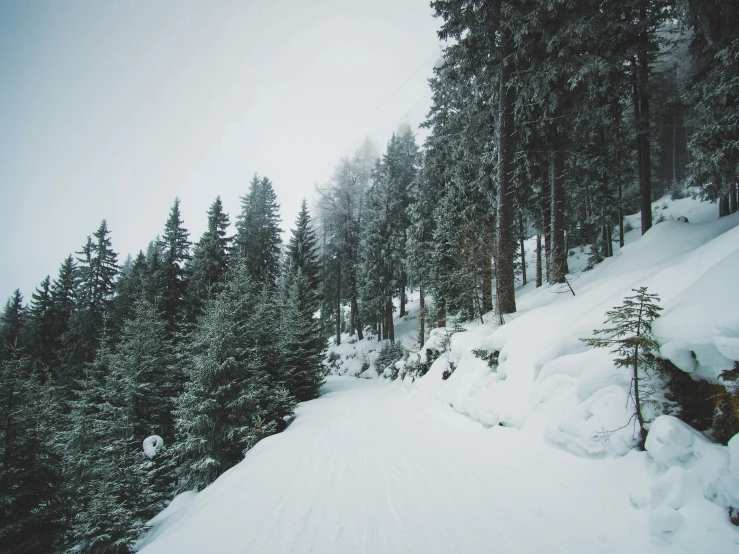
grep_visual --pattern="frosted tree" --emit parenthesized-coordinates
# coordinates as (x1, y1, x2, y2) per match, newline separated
(234, 175, 283, 288)
(175, 261, 294, 491)
(187, 196, 232, 318)
(157, 198, 192, 336)
(279, 269, 325, 402)
(582, 287, 662, 449)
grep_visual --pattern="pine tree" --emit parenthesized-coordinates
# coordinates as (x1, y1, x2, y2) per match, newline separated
(187, 196, 231, 319)
(29, 276, 55, 367)
(61, 221, 118, 387)
(175, 261, 294, 491)
(683, 0, 739, 215)
(111, 251, 148, 329)
(158, 198, 192, 336)
(0, 290, 25, 359)
(582, 287, 662, 449)
(234, 175, 283, 287)
(0, 337, 65, 553)
(285, 200, 320, 309)
(49, 255, 77, 356)
(279, 270, 325, 402)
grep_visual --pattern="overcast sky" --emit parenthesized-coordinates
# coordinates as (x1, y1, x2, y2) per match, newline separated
(0, 0, 441, 302)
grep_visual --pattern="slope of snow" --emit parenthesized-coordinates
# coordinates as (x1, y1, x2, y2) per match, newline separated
(139, 194, 739, 552)
(138, 378, 737, 553)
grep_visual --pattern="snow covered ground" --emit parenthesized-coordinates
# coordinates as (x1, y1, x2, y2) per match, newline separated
(139, 192, 739, 552)
(138, 377, 736, 553)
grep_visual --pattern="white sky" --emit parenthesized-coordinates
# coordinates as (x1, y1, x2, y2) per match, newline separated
(0, 0, 441, 302)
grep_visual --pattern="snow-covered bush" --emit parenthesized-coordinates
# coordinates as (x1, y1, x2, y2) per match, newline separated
(376, 340, 406, 378)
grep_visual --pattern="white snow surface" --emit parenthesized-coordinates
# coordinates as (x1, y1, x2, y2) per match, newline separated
(139, 378, 736, 553)
(143, 435, 164, 460)
(140, 194, 739, 552)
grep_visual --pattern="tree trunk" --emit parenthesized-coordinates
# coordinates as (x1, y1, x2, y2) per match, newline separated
(618, 178, 625, 248)
(437, 298, 446, 329)
(482, 251, 493, 313)
(399, 274, 406, 318)
(542, 177, 551, 282)
(550, 134, 567, 284)
(335, 262, 341, 346)
(385, 297, 395, 343)
(637, 5, 653, 235)
(519, 213, 527, 286)
(351, 296, 363, 340)
(535, 232, 542, 288)
(418, 286, 425, 346)
(729, 182, 738, 214)
(720, 195, 730, 217)
(495, 25, 517, 315)
(633, 304, 647, 450)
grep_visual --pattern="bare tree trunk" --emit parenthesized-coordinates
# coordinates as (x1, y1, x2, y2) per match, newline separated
(386, 297, 395, 343)
(351, 296, 363, 340)
(399, 274, 406, 318)
(535, 232, 542, 288)
(482, 251, 493, 313)
(335, 262, 341, 346)
(633, 304, 647, 450)
(519, 213, 527, 285)
(542, 177, 551, 282)
(495, 24, 517, 315)
(418, 286, 425, 346)
(550, 134, 567, 284)
(720, 194, 730, 217)
(637, 4, 653, 234)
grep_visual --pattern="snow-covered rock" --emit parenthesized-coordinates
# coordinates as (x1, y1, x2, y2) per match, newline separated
(143, 435, 165, 459)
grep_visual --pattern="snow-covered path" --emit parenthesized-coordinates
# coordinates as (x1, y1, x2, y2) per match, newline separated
(139, 377, 732, 554)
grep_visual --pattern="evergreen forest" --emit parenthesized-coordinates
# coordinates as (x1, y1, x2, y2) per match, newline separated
(1, 0, 739, 552)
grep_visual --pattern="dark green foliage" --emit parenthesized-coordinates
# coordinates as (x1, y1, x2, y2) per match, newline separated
(174, 261, 294, 491)
(158, 198, 192, 336)
(376, 340, 406, 378)
(582, 287, 662, 449)
(472, 349, 499, 368)
(29, 276, 55, 367)
(65, 305, 176, 553)
(683, 0, 739, 213)
(285, 200, 321, 305)
(234, 175, 282, 287)
(60, 221, 119, 392)
(0, 351, 65, 554)
(0, 290, 25, 358)
(279, 270, 326, 401)
(187, 196, 231, 319)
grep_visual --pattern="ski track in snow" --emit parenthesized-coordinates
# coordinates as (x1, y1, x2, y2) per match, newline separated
(139, 375, 734, 554)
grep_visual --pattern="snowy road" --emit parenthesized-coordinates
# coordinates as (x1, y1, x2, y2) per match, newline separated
(139, 377, 731, 554)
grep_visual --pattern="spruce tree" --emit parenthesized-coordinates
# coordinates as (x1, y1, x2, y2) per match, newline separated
(279, 269, 325, 402)
(285, 200, 320, 310)
(61, 221, 118, 388)
(29, 276, 55, 367)
(175, 261, 294, 491)
(158, 198, 192, 336)
(0, 290, 25, 359)
(187, 196, 231, 319)
(582, 287, 663, 449)
(0, 360, 64, 554)
(234, 175, 282, 287)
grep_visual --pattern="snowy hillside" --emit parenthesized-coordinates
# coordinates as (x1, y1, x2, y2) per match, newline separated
(139, 194, 739, 553)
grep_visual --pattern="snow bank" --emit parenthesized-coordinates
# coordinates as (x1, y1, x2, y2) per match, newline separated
(315, 195, 739, 550)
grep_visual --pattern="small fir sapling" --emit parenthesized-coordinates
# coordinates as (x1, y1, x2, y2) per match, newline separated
(582, 287, 663, 449)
